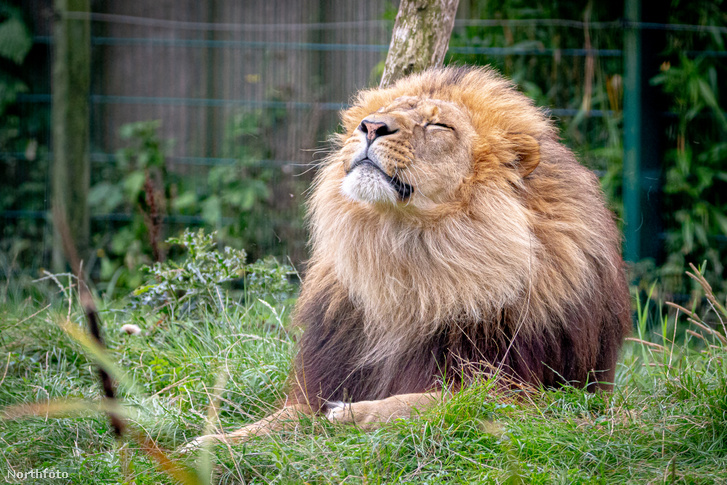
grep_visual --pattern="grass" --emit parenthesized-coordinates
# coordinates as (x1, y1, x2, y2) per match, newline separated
(1, 268, 727, 484)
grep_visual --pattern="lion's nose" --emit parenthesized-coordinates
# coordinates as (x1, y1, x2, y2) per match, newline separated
(359, 118, 397, 143)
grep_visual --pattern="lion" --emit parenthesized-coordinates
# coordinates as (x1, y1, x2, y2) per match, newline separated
(185, 66, 631, 448)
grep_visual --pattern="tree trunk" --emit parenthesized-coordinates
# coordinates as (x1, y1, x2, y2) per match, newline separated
(379, 0, 460, 88)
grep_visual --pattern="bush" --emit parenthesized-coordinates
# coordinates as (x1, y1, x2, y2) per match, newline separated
(132, 229, 296, 320)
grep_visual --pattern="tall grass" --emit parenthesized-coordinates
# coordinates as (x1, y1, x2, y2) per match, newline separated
(1, 262, 726, 483)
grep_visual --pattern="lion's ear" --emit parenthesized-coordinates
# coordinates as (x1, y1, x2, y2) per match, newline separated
(510, 133, 541, 177)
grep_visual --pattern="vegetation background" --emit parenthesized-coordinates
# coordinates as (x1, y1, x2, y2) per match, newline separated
(1, 0, 727, 483)
(2, 0, 726, 301)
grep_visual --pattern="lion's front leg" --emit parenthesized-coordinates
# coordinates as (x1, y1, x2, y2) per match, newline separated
(325, 392, 441, 430)
(180, 403, 312, 452)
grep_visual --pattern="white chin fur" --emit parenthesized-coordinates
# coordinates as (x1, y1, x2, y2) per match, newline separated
(341, 165, 398, 205)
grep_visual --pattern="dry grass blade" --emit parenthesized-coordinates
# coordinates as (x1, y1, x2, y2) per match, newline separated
(687, 262, 727, 321)
(126, 428, 201, 485)
(685, 329, 708, 343)
(1, 398, 108, 420)
(625, 337, 667, 351)
(53, 203, 125, 440)
(681, 263, 727, 344)
(664, 301, 698, 320)
(687, 318, 727, 345)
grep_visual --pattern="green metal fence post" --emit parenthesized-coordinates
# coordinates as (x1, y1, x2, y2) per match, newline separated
(623, 0, 642, 263)
(623, 0, 663, 265)
(52, 0, 91, 272)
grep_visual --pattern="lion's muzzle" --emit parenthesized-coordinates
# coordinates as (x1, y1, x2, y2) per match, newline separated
(343, 158, 413, 203)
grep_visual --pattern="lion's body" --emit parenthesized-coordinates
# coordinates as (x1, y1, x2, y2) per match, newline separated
(184, 67, 631, 449)
(291, 67, 631, 410)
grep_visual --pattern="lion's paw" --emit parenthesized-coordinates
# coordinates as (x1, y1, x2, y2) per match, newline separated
(325, 400, 383, 428)
(325, 401, 353, 423)
(177, 434, 220, 454)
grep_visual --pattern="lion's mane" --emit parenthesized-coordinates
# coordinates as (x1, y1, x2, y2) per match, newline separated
(290, 67, 631, 408)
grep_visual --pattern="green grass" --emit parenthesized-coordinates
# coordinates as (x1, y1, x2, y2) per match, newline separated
(1, 276, 726, 484)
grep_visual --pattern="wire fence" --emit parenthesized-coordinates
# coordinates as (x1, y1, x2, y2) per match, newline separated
(2, 1, 725, 277)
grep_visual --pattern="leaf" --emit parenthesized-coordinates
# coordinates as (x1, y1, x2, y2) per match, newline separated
(88, 181, 124, 213)
(713, 210, 727, 236)
(171, 191, 197, 211)
(682, 214, 694, 253)
(0, 73, 26, 116)
(0, 14, 32, 64)
(697, 78, 727, 129)
(240, 188, 257, 210)
(200, 195, 221, 223)
(132, 285, 155, 296)
(123, 171, 146, 200)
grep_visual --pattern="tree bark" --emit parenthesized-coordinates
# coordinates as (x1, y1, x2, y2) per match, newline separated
(379, 0, 460, 88)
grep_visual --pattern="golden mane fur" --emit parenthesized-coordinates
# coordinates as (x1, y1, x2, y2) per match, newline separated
(300, 67, 629, 381)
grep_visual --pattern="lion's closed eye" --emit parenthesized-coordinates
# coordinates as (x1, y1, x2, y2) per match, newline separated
(425, 122, 454, 131)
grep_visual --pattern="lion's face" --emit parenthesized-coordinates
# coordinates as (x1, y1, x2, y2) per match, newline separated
(339, 96, 476, 209)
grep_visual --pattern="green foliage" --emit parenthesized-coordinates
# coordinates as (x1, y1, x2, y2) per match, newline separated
(0, 1, 32, 132)
(192, 110, 275, 252)
(132, 229, 295, 319)
(0, 3, 31, 66)
(653, 51, 727, 296)
(90, 112, 290, 292)
(0, 3, 31, 117)
(0, 2, 50, 274)
(90, 120, 172, 289)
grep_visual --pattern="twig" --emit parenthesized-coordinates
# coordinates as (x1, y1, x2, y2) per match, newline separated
(0, 353, 11, 388)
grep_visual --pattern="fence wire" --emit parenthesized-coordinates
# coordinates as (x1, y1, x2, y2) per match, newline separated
(2, 1, 725, 275)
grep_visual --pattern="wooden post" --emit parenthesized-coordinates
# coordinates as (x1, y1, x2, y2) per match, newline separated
(204, 0, 219, 158)
(52, 0, 91, 272)
(379, 0, 460, 88)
